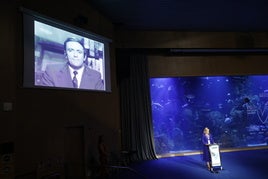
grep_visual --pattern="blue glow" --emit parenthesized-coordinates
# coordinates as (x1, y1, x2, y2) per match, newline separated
(150, 75, 268, 155)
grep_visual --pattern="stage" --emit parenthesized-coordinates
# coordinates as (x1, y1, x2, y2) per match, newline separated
(108, 148, 268, 179)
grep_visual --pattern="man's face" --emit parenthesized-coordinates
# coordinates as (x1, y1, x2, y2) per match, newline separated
(65, 41, 85, 69)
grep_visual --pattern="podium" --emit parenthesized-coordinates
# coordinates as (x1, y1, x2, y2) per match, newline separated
(208, 144, 223, 171)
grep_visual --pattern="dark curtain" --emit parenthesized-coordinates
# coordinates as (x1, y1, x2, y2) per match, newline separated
(118, 53, 157, 161)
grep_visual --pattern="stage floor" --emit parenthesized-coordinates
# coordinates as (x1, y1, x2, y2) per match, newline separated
(108, 148, 268, 179)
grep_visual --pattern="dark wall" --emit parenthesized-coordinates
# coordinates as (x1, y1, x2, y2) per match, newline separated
(0, 0, 120, 176)
(115, 31, 268, 76)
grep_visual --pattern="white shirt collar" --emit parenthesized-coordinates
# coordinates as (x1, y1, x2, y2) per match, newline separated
(69, 66, 85, 88)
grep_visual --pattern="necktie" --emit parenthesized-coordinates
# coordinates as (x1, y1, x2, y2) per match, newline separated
(72, 71, 78, 88)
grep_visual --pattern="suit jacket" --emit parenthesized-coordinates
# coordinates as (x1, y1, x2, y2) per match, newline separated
(41, 63, 104, 90)
(202, 134, 215, 145)
(202, 134, 215, 162)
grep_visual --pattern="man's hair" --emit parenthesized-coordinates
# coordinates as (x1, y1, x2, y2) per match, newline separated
(63, 37, 87, 57)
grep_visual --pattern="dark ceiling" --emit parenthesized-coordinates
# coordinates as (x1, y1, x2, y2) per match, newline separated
(89, 0, 268, 31)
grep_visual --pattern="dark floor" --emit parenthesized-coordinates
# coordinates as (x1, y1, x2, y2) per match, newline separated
(108, 149, 268, 179)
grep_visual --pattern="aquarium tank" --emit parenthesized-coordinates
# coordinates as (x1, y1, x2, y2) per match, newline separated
(150, 75, 268, 155)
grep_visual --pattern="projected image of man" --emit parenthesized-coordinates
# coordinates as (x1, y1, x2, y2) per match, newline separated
(41, 37, 104, 90)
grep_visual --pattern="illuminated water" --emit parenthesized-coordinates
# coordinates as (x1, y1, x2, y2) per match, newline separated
(150, 75, 268, 155)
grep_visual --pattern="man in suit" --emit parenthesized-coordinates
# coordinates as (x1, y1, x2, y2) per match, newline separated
(41, 37, 104, 90)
